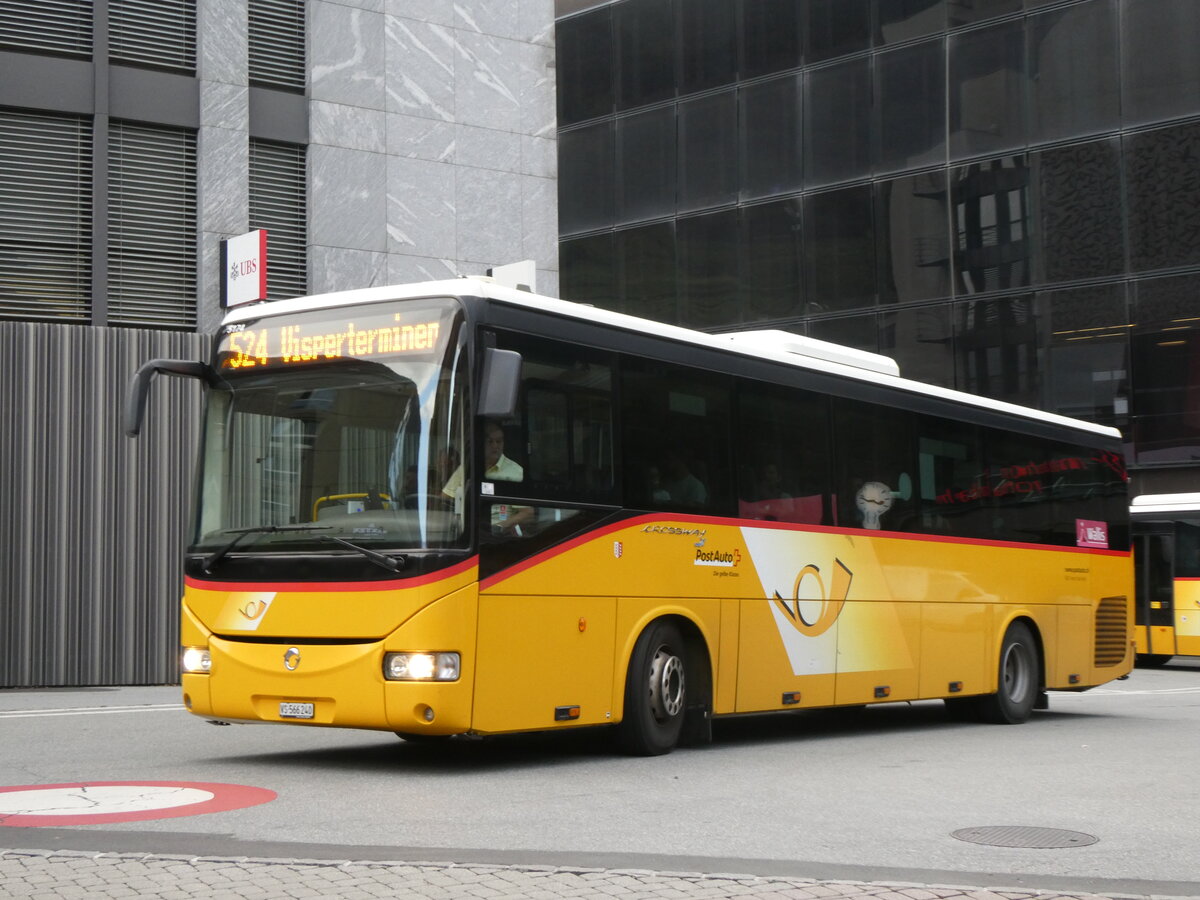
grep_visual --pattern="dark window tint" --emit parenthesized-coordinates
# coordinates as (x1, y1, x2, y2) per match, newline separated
(874, 0, 945, 45)
(736, 382, 831, 525)
(953, 295, 1040, 408)
(876, 171, 951, 305)
(1040, 283, 1129, 429)
(678, 210, 738, 329)
(806, 0, 870, 64)
(678, 91, 737, 212)
(617, 106, 676, 224)
(560, 233, 618, 312)
(493, 332, 616, 506)
(832, 398, 917, 532)
(620, 357, 732, 515)
(679, 0, 735, 94)
(949, 20, 1025, 160)
(558, 121, 614, 235)
(1122, 0, 1200, 126)
(947, 0, 1019, 27)
(556, 8, 614, 126)
(914, 416, 985, 537)
(951, 155, 1031, 295)
(804, 184, 876, 313)
(616, 0, 676, 110)
(1130, 274, 1200, 465)
(880, 303, 955, 389)
(740, 0, 801, 78)
(619, 222, 677, 323)
(875, 38, 945, 173)
(740, 74, 803, 201)
(1125, 122, 1200, 273)
(741, 199, 803, 321)
(1032, 138, 1123, 283)
(1028, 0, 1118, 143)
(805, 56, 871, 186)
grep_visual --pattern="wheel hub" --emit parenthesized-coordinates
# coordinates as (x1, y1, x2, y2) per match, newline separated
(648, 645, 684, 721)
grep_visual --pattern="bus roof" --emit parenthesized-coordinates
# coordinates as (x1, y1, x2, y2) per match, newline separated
(223, 277, 1122, 442)
(1130, 493, 1200, 515)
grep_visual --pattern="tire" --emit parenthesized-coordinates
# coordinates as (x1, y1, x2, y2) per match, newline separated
(976, 621, 1039, 724)
(618, 620, 687, 756)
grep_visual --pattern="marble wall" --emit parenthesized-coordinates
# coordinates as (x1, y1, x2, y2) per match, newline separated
(195, 0, 558, 331)
(309, 0, 558, 296)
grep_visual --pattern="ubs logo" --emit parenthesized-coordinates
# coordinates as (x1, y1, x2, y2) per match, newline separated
(772, 559, 853, 637)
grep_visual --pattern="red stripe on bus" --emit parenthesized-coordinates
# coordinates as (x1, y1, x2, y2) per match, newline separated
(184, 556, 478, 593)
(480, 513, 1129, 591)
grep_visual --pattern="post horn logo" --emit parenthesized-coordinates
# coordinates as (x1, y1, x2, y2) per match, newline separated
(283, 647, 301, 671)
(772, 559, 853, 637)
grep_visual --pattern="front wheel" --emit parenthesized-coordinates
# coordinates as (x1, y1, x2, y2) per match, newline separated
(975, 621, 1040, 724)
(618, 621, 687, 756)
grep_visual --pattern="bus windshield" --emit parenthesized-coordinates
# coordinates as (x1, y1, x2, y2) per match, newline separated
(192, 296, 468, 555)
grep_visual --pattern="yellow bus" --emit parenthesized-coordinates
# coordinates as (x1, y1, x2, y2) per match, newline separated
(127, 278, 1134, 755)
(1131, 493, 1200, 665)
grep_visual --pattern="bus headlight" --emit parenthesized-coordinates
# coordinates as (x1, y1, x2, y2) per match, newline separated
(384, 652, 460, 681)
(181, 647, 211, 674)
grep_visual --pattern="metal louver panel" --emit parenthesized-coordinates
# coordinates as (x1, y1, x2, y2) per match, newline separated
(108, 120, 197, 329)
(249, 0, 306, 91)
(0, 0, 92, 58)
(0, 109, 92, 321)
(1094, 595, 1129, 667)
(109, 0, 196, 72)
(0, 321, 208, 687)
(250, 140, 307, 300)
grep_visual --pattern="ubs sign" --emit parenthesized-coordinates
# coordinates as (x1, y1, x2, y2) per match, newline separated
(220, 229, 268, 307)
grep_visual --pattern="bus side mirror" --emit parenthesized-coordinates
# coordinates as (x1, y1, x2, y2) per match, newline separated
(125, 358, 218, 437)
(478, 348, 522, 419)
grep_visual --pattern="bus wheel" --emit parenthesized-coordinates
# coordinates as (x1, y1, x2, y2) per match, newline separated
(619, 621, 686, 756)
(977, 621, 1039, 724)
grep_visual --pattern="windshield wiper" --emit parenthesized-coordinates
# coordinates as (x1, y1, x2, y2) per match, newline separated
(318, 535, 406, 574)
(202, 524, 331, 574)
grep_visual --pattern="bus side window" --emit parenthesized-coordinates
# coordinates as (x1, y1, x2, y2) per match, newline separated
(831, 399, 916, 532)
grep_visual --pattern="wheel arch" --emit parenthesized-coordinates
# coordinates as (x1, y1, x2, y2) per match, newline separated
(613, 610, 714, 726)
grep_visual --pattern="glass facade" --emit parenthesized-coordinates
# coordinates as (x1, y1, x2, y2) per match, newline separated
(557, 0, 1200, 485)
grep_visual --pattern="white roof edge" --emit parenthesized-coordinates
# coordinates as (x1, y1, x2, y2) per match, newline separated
(1131, 492, 1200, 513)
(718, 330, 901, 377)
(222, 278, 1122, 441)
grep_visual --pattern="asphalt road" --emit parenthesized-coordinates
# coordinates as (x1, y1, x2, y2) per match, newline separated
(2, 659, 1199, 898)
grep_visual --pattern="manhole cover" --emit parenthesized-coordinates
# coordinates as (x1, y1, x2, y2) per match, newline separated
(951, 826, 1098, 849)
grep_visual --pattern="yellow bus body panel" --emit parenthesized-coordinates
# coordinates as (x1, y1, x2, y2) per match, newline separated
(183, 515, 1132, 736)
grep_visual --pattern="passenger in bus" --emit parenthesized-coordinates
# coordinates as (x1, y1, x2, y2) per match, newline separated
(662, 452, 707, 506)
(756, 462, 792, 500)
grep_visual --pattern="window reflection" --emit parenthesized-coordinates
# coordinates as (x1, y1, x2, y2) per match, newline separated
(954, 295, 1040, 408)
(1122, 0, 1200, 126)
(617, 106, 675, 225)
(556, 8, 613, 127)
(618, 223, 677, 324)
(740, 0, 800, 78)
(948, 20, 1025, 160)
(952, 155, 1031, 294)
(1126, 122, 1200, 273)
(615, 0, 675, 111)
(1032, 139, 1123, 283)
(1029, 0, 1119, 144)
(876, 171, 951, 305)
(679, 0, 735, 94)
(1040, 284, 1129, 429)
(875, 38, 945, 173)
(739, 75, 803, 201)
(1130, 274, 1200, 464)
(678, 91, 737, 212)
(805, 185, 876, 313)
(874, 0, 945, 45)
(560, 234, 617, 312)
(881, 303, 955, 388)
(805, 56, 871, 186)
(741, 199, 803, 321)
(558, 122, 614, 235)
(807, 0, 870, 64)
(678, 210, 738, 329)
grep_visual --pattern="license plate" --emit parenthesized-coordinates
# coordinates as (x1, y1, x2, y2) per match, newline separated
(279, 702, 314, 719)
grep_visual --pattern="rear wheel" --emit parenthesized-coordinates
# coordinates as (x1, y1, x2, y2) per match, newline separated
(618, 621, 686, 756)
(1136, 654, 1173, 667)
(975, 621, 1039, 724)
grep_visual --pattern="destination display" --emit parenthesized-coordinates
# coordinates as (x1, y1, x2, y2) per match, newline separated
(216, 303, 452, 371)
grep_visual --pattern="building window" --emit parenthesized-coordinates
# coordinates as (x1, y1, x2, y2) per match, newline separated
(250, 139, 307, 301)
(0, 0, 92, 58)
(250, 0, 306, 91)
(0, 109, 92, 322)
(107, 120, 197, 328)
(109, 0, 196, 73)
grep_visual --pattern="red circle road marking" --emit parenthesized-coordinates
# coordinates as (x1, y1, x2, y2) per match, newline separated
(0, 781, 276, 826)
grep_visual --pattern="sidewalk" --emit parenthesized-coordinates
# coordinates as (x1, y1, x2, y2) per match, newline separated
(3, 850, 1193, 900)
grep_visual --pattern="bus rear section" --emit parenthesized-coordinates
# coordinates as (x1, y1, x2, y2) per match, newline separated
(1131, 493, 1200, 664)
